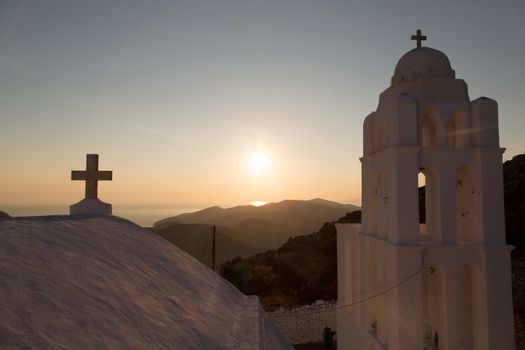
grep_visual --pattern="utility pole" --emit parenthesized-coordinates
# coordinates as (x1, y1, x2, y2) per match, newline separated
(212, 225, 216, 271)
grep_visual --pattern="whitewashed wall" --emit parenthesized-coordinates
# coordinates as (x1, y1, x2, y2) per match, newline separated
(268, 300, 337, 345)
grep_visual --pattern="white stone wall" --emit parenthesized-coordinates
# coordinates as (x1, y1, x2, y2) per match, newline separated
(268, 300, 336, 345)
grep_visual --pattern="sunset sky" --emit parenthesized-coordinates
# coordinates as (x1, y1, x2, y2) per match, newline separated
(1, 0, 524, 215)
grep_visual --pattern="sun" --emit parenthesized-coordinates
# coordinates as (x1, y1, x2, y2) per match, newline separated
(249, 151, 269, 172)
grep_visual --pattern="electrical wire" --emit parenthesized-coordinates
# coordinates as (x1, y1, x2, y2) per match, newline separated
(270, 269, 422, 317)
(335, 269, 421, 311)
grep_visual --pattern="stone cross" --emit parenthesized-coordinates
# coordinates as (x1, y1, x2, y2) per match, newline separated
(411, 29, 427, 48)
(71, 154, 112, 199)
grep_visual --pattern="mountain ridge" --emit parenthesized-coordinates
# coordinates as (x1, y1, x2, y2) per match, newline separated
(150, 198, 359, 265)
(154, 198, 358, 229)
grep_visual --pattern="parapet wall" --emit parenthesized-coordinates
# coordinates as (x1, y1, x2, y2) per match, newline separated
(268, 300, 337, 345)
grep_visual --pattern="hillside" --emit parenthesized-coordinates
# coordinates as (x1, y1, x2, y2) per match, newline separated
(0, 215, 291, 350)
(149, 223, 259, 269)
(504, 153, 525, 248)
(504, 154, 525, 347)
(222, 212, 361, 309)
(0, 210, 11, 218)
(222, 222, 338, 309)
(154, 199, 359, 252)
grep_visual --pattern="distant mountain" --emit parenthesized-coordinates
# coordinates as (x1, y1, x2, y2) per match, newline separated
(231, 217, 287, 251)
(154, 199, 359, 252)
(156, 206, 223, 227)
(149, 223, 259, 269)
(0, 211, 10, 218)
(307, 198, 353, 208)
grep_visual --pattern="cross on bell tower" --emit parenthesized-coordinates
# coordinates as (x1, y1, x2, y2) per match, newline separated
(411, 29, 427, 48)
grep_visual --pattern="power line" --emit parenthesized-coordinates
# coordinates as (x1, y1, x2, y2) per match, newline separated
(270, 269, 422, 317)
(337, 273, 415, 306)
(335, 269, 421, 312)
(336, 265, 428, 306)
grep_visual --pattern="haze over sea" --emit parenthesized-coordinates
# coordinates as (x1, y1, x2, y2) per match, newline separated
(2, 205, 200, 227)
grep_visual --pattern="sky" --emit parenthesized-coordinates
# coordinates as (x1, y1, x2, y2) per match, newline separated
(1, 0, 524, 214)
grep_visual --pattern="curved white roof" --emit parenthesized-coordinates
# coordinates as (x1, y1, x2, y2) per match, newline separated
(0, 215, 292, 350)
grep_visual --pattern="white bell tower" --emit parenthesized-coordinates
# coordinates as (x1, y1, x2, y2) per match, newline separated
(337, 31, 515, 350)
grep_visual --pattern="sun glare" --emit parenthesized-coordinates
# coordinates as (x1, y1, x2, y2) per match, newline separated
(249, 152, 269, 172)
(251, 201, 267, 207)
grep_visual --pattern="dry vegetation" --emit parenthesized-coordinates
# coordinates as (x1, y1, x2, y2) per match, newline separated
(513, 252, 525, 349)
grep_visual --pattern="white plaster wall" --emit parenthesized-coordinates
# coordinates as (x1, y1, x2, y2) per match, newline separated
(268, 300, 337, 345)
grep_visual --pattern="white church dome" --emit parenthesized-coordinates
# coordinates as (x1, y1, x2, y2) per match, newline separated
(0, 216, 292, 350)
(392, 47, 455, 86)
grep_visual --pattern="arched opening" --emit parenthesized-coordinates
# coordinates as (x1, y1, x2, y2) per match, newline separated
(367, 173, 379, 236)
(374, 117, 384, 152)
(378, 172, 389, 239)
(421, 112, 440, 147)
(459, 264, 481, 349)
(418, 171, 427, 237)
(447, 117, 457, 148)
(368, 117, 376, 154)
(367, 254, 377, 334)
(418, 167, 438, 242)
(448, 111, 469, 148)
(377, 262, 389, 344)
(423, 264, 445, 350)
(343, 240, 353, 305)
(455, 166, 475, 242)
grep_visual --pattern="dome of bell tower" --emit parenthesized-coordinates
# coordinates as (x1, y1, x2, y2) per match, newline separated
(391, 47, 455, 86)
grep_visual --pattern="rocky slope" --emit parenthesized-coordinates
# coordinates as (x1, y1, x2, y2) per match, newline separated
(221, 212, 361, 309)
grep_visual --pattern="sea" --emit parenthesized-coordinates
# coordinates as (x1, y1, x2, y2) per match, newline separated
(1, 204, 201, 227)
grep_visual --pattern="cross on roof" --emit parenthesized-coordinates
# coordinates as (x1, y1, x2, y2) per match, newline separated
(71, 154, 112, 199)
(411, 29, 427, 48)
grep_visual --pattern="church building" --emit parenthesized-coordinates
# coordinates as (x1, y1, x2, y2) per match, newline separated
(336, 31, 515, 349)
